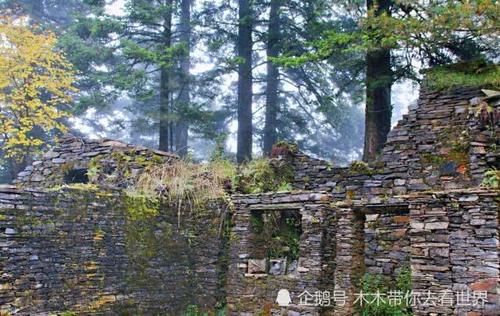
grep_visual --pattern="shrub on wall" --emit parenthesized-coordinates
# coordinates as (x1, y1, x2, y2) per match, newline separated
(234, 158, 294, 194)
(358, 267, 413, 316)
(481, 168, 499, 189)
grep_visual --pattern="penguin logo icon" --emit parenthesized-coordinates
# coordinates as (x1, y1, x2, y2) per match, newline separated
(276, 289, 292, 307)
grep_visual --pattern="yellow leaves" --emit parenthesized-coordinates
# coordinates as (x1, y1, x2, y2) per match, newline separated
(0, 17, 76, 161)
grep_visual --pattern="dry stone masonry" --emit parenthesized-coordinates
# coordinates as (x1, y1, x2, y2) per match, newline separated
(1, 86, 499, 315)
(15, 135, 178, 188)
(0, 186, 228, 314)
(227, 192, 335, 315)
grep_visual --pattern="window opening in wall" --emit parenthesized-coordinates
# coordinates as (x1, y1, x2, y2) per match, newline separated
(250, 209, 302, 275)
(64, 168, 89, 184)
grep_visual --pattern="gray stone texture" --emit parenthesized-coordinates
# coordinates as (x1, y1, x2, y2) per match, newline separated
(1, 86, 499, 315)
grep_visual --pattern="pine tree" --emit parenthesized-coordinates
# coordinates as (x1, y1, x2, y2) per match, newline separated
(363, 0, 393, 162)
(263, 0, 281, 155)
(237, 0, 254, 163)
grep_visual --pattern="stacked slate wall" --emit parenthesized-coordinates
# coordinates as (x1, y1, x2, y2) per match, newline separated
(283, 87, 498, 293)
(409, 190, 499, 316)
(289, 87, 498, 198)
(227, 192, 337, 315)
(15, 135, 178, 188)
(0, 186, 228, 315)
(364, 211, 410, 277)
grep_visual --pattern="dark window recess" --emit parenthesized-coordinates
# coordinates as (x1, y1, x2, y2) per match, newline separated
(250, 210, 302, 263)
(64, 169, 89, 184)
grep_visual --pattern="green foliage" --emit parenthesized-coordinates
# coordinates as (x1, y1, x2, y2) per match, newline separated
(277, 182, 293, 192)
(425, 62, 500, 90)
(235, 158, 294, 194)
(420, 154, 446, 167)
(85, 150, 169, 188)
(250, 211, 301, 262)
(210, 133, 230, 162)
(358, 267, 413, 316)
(481, 168, 500, 189)
(184, 305, 206, 316)
(86, 157, 101, 182)
(184, 305, 226, 316)
(396, 267, 412, 293)
(278, 1, 498, 92)
(236, 159, 275, 193)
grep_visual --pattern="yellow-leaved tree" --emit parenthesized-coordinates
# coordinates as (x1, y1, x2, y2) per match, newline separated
(0, 17, 76, 168)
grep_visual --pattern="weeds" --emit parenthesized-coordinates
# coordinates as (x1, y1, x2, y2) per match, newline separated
(481, 168, 499, 189)
(358, 267, 413, 316)
(133, 158, 236, 210)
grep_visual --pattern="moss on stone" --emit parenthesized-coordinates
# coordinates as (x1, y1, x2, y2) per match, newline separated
(421, 153, 446, 166)
(425, 61, 500, 90)
(123, 191, 159, 221)
(481, 168, 499, 189)
(348, 160, 375, 175)
(421, 126, 471, 173)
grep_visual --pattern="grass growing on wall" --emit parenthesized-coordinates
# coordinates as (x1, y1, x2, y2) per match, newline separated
(133, 158, 236, 211)
(425, 61, 499, 90)
(235, 158, 294, 194)
(130, 155, 296, 210)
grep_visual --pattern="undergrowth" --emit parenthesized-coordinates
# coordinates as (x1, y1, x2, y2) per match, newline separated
(358, 267, 413, 316)
(250, 211, 301, 262)
(184, 305, 226, 316)
(235, 158, 294, 193)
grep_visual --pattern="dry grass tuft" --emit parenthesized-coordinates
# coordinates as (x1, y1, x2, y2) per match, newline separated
(134, 159, 236, 208)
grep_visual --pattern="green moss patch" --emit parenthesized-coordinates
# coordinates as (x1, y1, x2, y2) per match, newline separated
(425, 61, 500, 90)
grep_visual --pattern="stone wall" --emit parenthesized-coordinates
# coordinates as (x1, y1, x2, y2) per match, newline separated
(0, 186, 228, 315)
(227, 192, 336, 315)
(15, 135, 178, 188)
(364, 212, 410, 278)
(287, 87, 499, 199)
(2, 86, 498, 315)
(227, 192, 415, 315)
(409, 189, 499, 316)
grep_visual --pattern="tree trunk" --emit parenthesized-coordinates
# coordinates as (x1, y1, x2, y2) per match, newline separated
(175, 0, 191, 156)
(159, 0, 173, 152)
(237, 0, 253, 163)
(363, 0, 393, 162)
(263, 0, 280, 155)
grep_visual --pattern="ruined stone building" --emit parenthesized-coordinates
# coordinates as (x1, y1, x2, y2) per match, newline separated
(1, 86, 499, 315)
